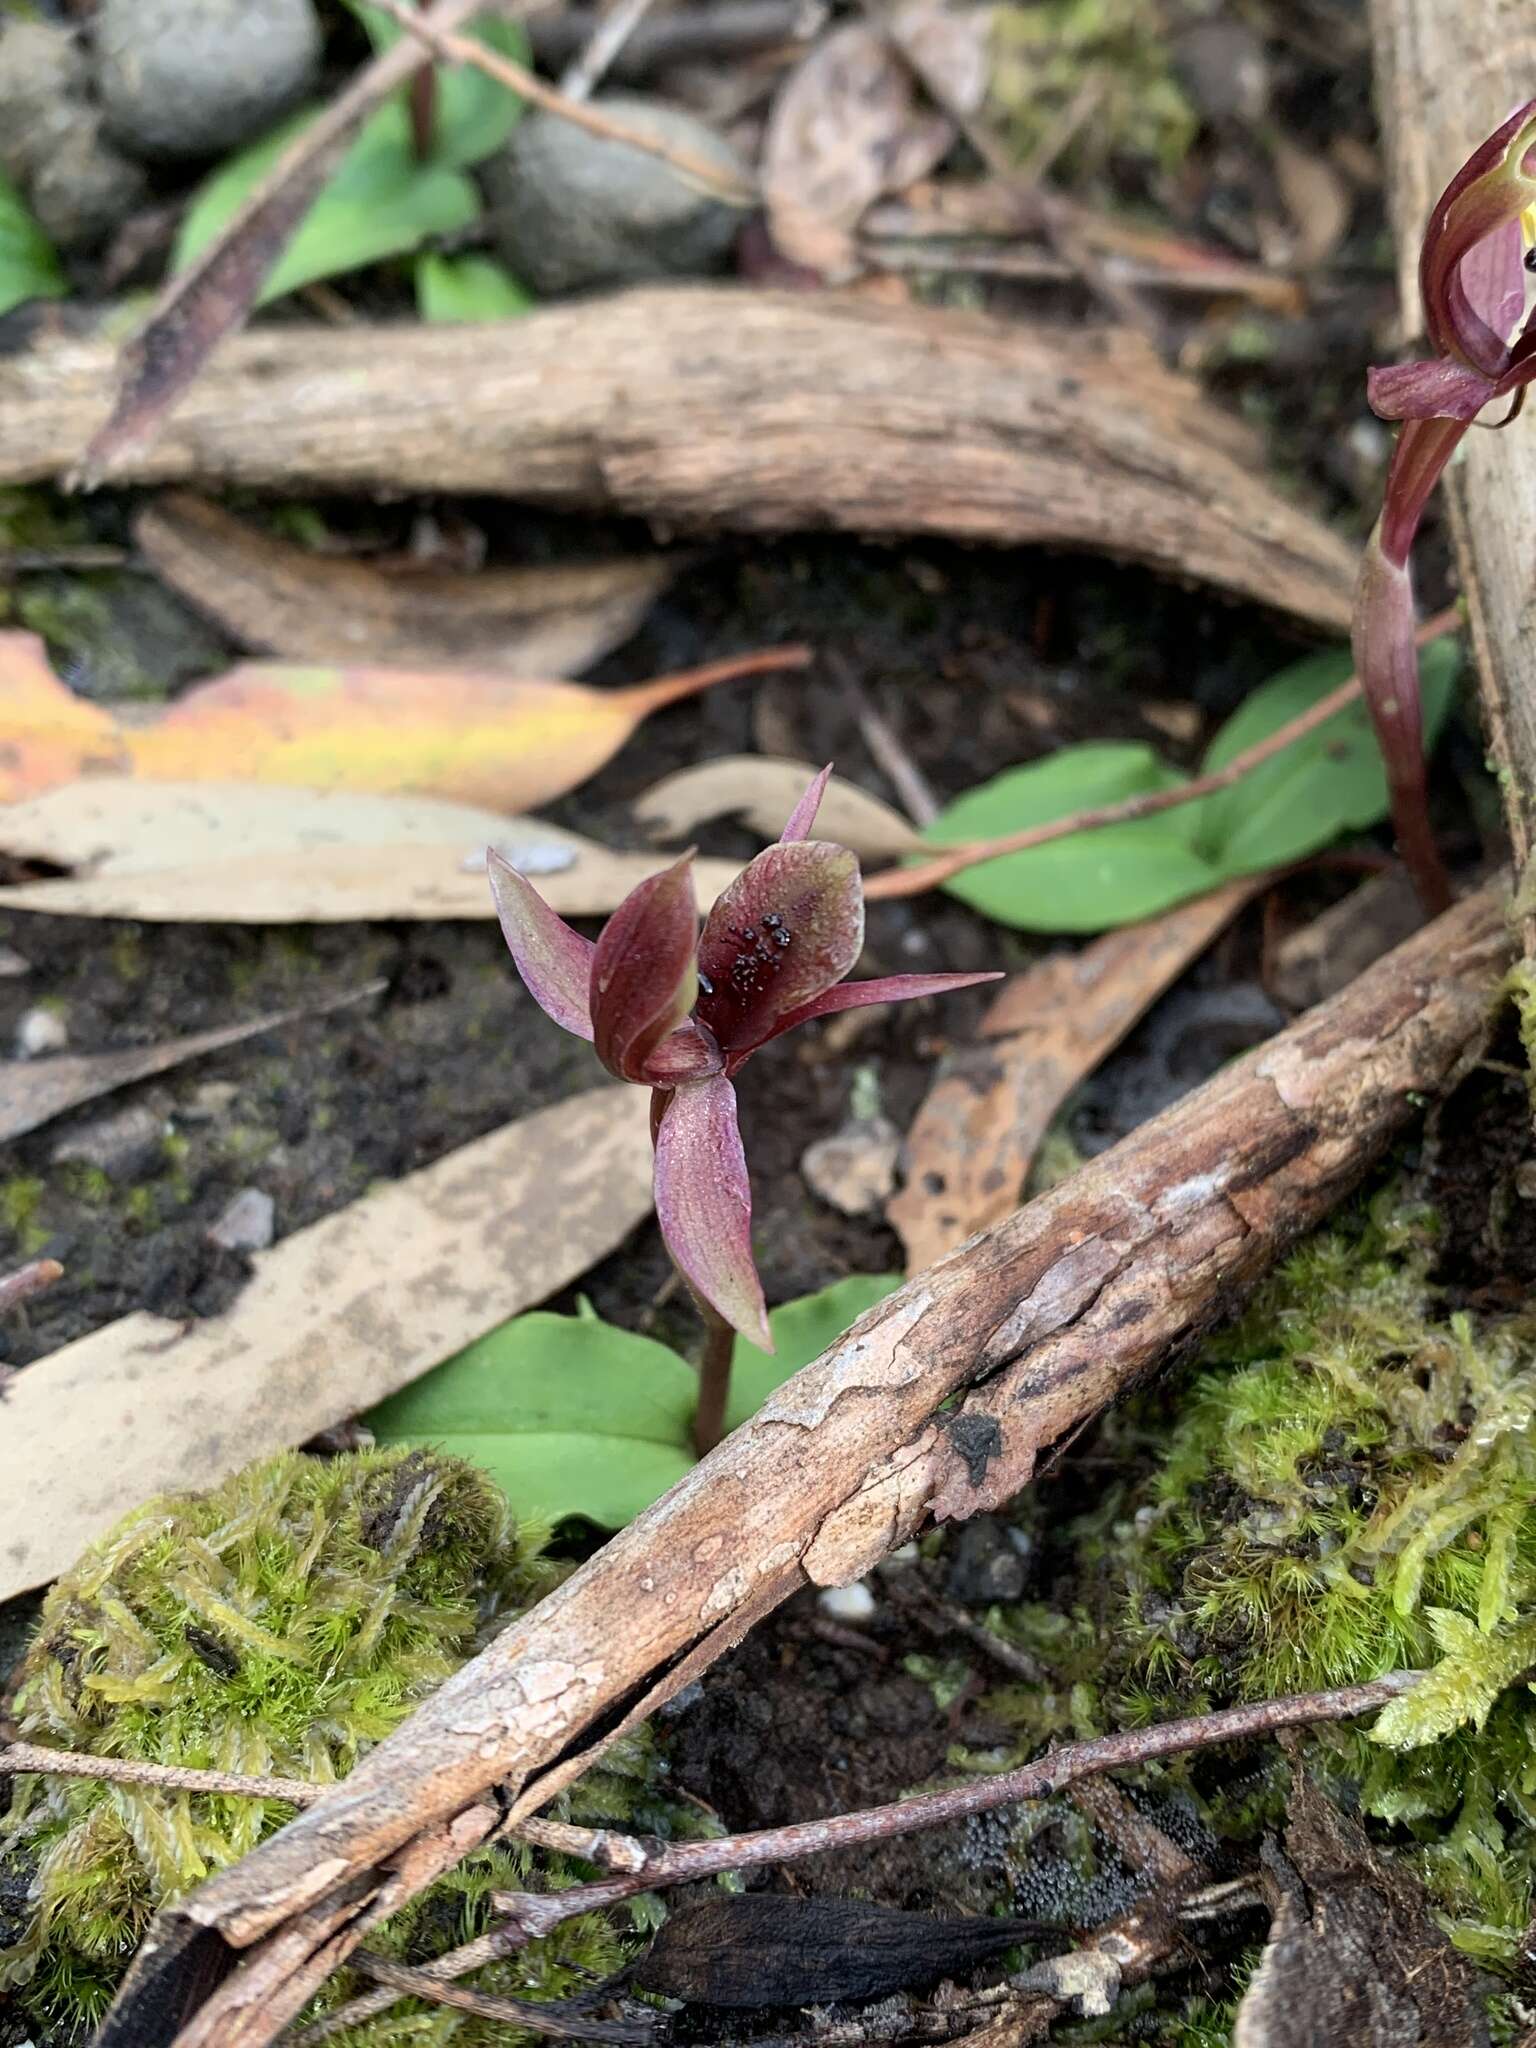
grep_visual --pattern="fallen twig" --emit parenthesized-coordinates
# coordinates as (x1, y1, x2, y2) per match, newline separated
(530, 0, 823, 76)
(0, 1259, 63, 1317)
(0, 293, 1359, 632)
(346, 1955, 650, 2043)
(0, 1745, 320, 1804)
(74, 0, 513, 483)
(558, 0, 662, 100)
(864, 607, 1462, 901)
(367, 0, 757, 200)
(97, 883, 1509, 2048)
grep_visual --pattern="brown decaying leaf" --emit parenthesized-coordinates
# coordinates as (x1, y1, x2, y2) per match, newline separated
(888, 879, 1263, 1270)
(760, 16, 964, 275)
(0, 1085, 655, 1600)
(0, 292, 1357, 631)
(73, 0, 496, 485)
(0, 782, 741, 923)
(134, 493, 684, 675)
(634, 755, 920, 862)
(0, 982, 383, 1144)
(0, 629, 809, 809)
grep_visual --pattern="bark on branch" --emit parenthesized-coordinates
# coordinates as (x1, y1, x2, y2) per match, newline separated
(98, 881, 1510, 2048)
(0, 289, 1357, 631)
(1367, 2, 1536, 925)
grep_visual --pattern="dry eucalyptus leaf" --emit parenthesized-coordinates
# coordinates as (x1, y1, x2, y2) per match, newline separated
(635, 755, 920, 861)
(0, 982, 382, 1143)
(135, 493, 683, 675)
(0, 782, 740, 923)
(889, 879, 1262, 1269)
(760, 19, 959, 276)
(0, 1085, 656, 1599)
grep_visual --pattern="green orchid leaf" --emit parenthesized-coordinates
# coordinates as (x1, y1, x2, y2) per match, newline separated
(366, 1311, 697, 1528)
(343, 3, 528, 168)
(1196, 639, 1461, 874)
(175, 101, 480, 305)
(416, 251, 532, 322)
(724, 1273, 905, 1435)
(367, 1274, 904, 1527)
(0, 168, 65, 320)
(923, 743, 1220, 934)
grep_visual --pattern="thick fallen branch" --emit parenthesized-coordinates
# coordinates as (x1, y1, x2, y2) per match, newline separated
(96, 881, 1509, 2048)
(0, 291, 1357, 631)
(1367, 2, 1536, 942)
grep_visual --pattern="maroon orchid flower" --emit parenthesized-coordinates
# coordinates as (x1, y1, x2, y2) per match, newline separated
(489, 766, 1000, 1369)
(1354, 98, 1536, 913)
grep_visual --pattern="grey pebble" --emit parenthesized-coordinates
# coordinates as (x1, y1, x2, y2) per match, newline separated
(207, 1187, 276, 1253)
(14, 1007, 67, 1059)
(482, 94, 749, 294)
(52, 1102, 167, 1180)
(29, 115, 149, 252)
(95, 0, 323, 162)
(0, 18, 148, 249)
(945, 1516, 1027, 1606)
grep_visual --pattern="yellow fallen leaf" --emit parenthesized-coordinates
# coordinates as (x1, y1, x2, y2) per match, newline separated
(0, 634, 811, 808)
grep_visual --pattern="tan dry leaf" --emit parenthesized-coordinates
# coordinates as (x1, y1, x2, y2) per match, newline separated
(760, 19, 961, 276)
(634, 755, 920, 861)
(134, 492, 683, 675)
(0, 782, 741, 923)
(0, 982, 383, 1143)
(0, 1085, 656, 1600)
(888, 878, 1262, 1269)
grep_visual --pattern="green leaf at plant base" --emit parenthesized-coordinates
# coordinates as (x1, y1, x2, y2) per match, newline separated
(175, 102, 480, 305)
(416, 251, 532, 323)
(0, 169, 65, 320)
(343, 3, 529, 168)
(366, 1311, 698, 1528)
(923, 742, 1221, 934)
(724, 1273, 905, 1435)
(366, 1274, 904, 1528)
(1195, 639, 1461, 875)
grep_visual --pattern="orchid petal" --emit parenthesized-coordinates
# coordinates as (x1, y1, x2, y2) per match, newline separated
(1368, 356, 1499, 423)
(654, 1075, 771, 1349)
(1455, 218, 1527, 352)
(590, 854, 699, 1082)
(769, 971, 1005, 1041)
(696, 841, 864, 1058)
(1421, 100, 1536, 373)
(779, 764, 834, 842)
(487, 849, 595, 1040)
(639, 1019, 725, 1085)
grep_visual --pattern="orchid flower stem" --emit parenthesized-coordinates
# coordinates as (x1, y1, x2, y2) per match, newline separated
(692, 1299, 735, 1457)
(408, 0, 437, 160)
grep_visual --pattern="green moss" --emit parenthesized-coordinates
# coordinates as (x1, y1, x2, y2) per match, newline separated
(1080, 1193, 1536, 1961)
(987, 0, 1196, 178)
(1, 1175, 49, 1254)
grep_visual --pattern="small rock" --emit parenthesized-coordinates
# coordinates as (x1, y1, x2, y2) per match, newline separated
(207, 1187, 275, 1253)
(1017, 1948, 1121, 2019)
(182, 1080, 239, 1122)
(52, 1102, 166, 1179)
(482, 94, 749, 294)
(945, 1516, 1027, 1606)
(0, 20, 88, 185)
(818, 1580, 876, 1624)
(0, 946, 29, 977)
(29, 114, 150, 251)
(800, 1113, 901, 1216)
(14, 1006, 66, 1058)
(95, 0, 323, 162)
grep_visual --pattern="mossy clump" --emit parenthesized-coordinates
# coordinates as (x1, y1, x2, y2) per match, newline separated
(987, 0, 1197, 179)
(0, 1447, 574, 2035)
(1099, 1194, 1536, 1960)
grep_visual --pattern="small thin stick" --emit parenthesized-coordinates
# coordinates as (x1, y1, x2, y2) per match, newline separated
(559, 0, 661, 102)
(865, 607, 1462, 902)
(347, 1953, 651, 2044)
(692, 1302, 735, 1458)
(0, 1260, 63, 1317)
(367, 0, 758, 203)
(488, 1673, 1420, 1932)
(829, 651, 939, 829)
(0, 1743, 323, 1803)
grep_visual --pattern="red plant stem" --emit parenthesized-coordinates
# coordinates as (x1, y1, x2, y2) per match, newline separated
(691, 1302, 734, 1457)
(408, 0, 437, 160)
(866, 608, 1462, 903)
(0, 1259, 63, 1315)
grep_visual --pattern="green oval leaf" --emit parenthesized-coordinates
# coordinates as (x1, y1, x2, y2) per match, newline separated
(923, 743, 1220, 934)
(343, 3, 529, 168)
(0, 169, 65, 320)
(416, 251, 532, 323)
(1196, 639, 1462, 875)
(175, 102, 480, 305)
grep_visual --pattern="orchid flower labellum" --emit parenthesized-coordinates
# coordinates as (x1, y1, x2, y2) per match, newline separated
(488, 766, 1000, 1352)
(1355, 97, 1536, 913)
